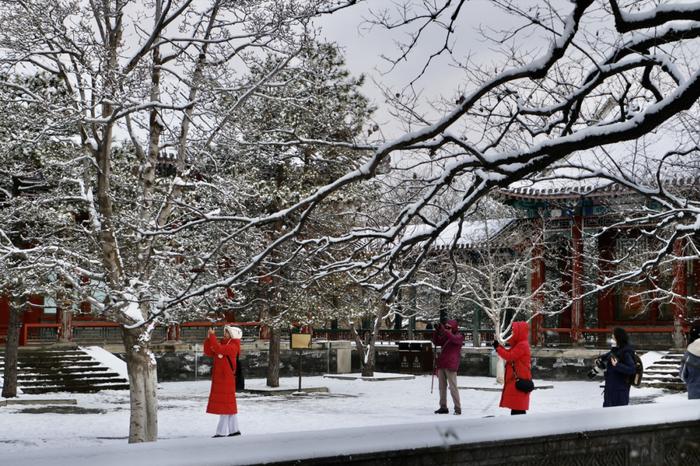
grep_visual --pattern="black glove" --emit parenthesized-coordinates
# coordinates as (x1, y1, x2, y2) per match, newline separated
(492, 340, 500, 349)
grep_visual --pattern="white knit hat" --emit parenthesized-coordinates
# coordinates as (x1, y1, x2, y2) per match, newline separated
(224, 325, 243, 340)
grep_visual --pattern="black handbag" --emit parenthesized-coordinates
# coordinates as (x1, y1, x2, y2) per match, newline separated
(226, 354, 245, 392)
(511, 361, 535, 393)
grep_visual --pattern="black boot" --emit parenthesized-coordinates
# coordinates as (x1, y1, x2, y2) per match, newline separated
(434, 407, 449, 414)
(454, 408, 461, 415)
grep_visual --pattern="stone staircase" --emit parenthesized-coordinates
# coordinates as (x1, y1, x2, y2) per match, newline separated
(641, 350, 686, 391)
(0, 348, 129, 394)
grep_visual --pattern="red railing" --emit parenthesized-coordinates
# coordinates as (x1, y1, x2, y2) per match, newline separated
(22, 323, 60, 345)
(18, 321, 262, 346)
(542, 326, 676, 334)
(14, 322, 680, 348)
(540, 326, 678, 348)
(312, 328, 496, 345)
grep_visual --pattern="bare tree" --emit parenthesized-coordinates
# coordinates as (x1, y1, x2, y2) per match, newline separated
(199, 0, 699, 311)
(0, 0, 357, 443)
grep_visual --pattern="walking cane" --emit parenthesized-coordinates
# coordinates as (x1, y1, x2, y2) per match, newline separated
(430, 342, 437, 394)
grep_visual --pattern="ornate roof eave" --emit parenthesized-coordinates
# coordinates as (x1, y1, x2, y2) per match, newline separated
(498, 175, 700, 201)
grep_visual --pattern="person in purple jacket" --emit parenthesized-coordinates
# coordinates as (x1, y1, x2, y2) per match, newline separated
(432, 319, 464, 415)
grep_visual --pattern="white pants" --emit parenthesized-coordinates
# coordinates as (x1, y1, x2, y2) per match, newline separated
(215, 414, 240, 436)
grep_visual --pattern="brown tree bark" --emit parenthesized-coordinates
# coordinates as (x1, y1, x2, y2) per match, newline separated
(2, 299, 21, 398)
(266, 326, 281, 387)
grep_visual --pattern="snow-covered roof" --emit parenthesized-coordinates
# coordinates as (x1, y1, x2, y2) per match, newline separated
(404, 218, 515, 250)
(501, 124, 700, 201)
(502, 175, 699, 200)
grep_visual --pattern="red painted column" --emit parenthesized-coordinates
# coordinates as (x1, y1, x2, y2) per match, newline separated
(693, 258, 700, 321)
(571, 215, 584, 345)
(530, 241, 545, 346)
(597, 230, 616, 325)
(167, 323, 180, 341)
(672, 238, 687, 348)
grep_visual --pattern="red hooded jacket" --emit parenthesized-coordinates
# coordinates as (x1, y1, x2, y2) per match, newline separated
(204, 333, 240, 414)
(496, 321, 532, 411)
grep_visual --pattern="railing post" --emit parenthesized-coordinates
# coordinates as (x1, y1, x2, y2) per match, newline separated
(472, 307, 481, 348)
(571, 214, 584, 346)
(530, 240, 545, 346)
(672, 238, 687, 348)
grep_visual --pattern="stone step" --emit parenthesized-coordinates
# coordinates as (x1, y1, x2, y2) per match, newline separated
(17, 360, 102, 368)
(17, 372, 124, 382)
(17, 350, 86, 355)
(644, 378, 683, 384)
(19, 355, 95, 363)
(21, 383, 131, 394)
(16, 366, 111, 374)
(18, 377, 128, 387)
(2, 347, 129, 393)
(641, 381, 686, 391)
(652, 360, 683, 365)
(646, 368, 681, 374)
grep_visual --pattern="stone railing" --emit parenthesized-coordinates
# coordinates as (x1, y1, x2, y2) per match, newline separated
(5, 401, 699, 465)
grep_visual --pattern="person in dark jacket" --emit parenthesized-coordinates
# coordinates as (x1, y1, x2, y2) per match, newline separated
(493, 321, 532, 415)
(680, 321, 700, 400)
(432, 319, 464, 415)
(597, 327, 636, 407)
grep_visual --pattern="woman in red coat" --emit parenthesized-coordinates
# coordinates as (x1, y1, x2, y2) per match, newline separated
(204, 325, 242, 437)
(493, 321, 532, 415)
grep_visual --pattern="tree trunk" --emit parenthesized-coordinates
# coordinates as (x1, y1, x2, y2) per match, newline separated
(360, 304, 387, 377)
(122, 327, 158, 443)
(266, 326, 281, 387)
(1, 300, 21, 398)
(59, 307, 73, 343)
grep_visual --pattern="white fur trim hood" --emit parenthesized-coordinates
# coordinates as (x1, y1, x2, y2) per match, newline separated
(688, 339, 700, 357)
(224, 325, 243, 340)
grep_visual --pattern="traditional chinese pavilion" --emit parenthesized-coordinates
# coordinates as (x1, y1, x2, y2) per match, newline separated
(501, 155, 700, 348)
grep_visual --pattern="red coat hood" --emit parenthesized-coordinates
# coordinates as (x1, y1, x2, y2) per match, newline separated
(509, 321, 529, 345)
(446, 319, 459, 334)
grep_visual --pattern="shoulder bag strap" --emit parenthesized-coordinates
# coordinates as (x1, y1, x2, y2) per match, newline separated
(511, 361, 520, 381)
(225, 355, 235, 375)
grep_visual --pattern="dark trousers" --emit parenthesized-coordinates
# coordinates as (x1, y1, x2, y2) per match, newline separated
(511, 410, 526, 415)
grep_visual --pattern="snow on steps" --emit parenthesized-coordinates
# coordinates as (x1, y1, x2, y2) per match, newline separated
(641, 350, 685, 391)
(0, 348, 129, 394)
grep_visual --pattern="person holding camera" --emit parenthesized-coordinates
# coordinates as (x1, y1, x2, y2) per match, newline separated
(432, 319, 464, 415)
(680, 321, 700, 400)
(492, 321, 532, 415)
(204, 325, 243, 437)
(595, 327, 636, 407)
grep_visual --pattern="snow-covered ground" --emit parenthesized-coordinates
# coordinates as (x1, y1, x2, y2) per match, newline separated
(0, 373, 688, 453)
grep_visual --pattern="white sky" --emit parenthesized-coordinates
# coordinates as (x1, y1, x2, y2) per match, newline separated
(314, 0, 553, 138)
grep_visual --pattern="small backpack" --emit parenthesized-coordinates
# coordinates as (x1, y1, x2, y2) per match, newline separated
(628, 351, 643, 387)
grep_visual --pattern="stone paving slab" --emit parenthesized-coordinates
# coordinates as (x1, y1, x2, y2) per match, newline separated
(324, 373, 416, 382)
(243, 386, 329, 396)
(459, 385, 554, 392)
(0, 398, 78, 407)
